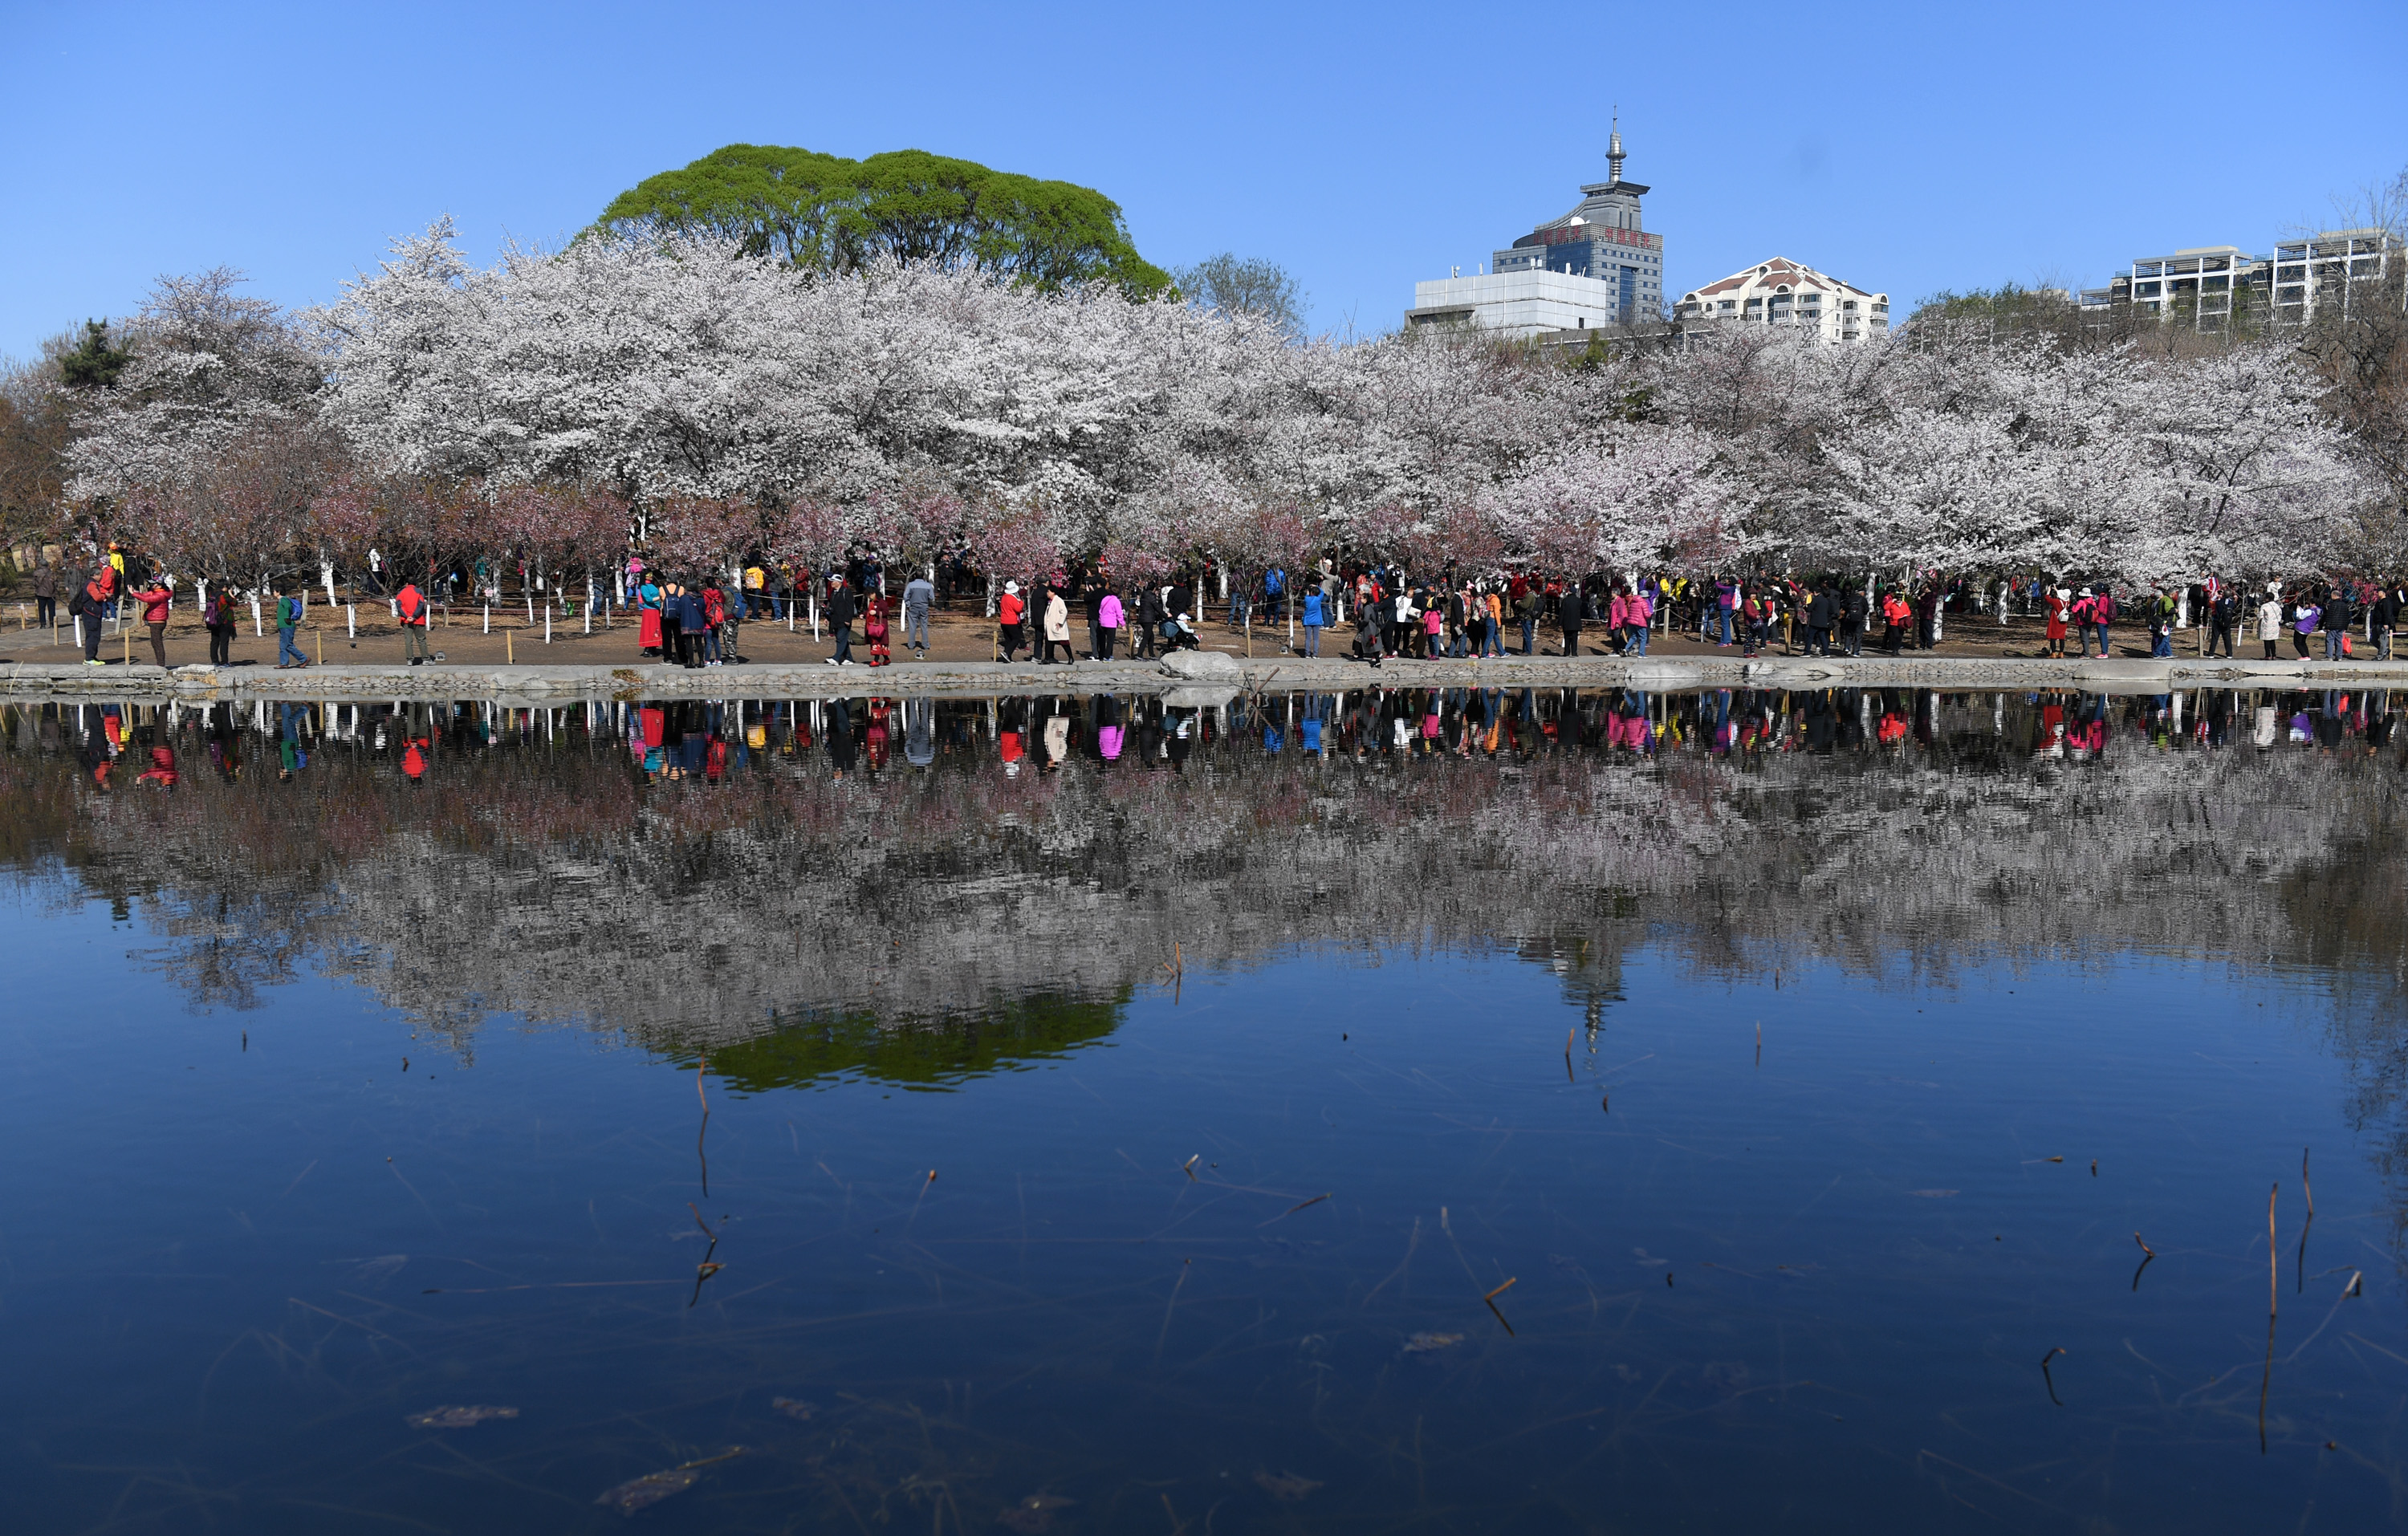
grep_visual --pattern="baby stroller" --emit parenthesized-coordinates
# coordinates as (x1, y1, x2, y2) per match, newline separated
(1160, 613, 1202, 652)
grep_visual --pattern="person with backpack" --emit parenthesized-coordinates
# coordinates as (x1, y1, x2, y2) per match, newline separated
(202, 586, 237, 665)
(2069, 588, 2098, 656)
(275, 587, 307, 668)
(397, 578, 431, 665)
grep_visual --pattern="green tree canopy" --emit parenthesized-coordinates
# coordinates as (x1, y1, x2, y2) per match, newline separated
(596, 144, 1170, 299)
(57, 319, 131, 391)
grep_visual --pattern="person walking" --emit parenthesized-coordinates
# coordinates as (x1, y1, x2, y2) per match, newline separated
(397, 577, 432, 665)
(1042, 585, 1073, 664)
(31, 559, 57, 633)
(1133, 582, 1162, 660)
(1096, 587, 1124, 660)
(825, 575, 856, 665)
(995, 580, 1024, 663)
(902, 571, 934, 658)
(275, 587, 307, 668)
(2258, 589, 2284, 660)
(1300, 583, 1324, 656)
(864, 591, 890, 667)
(128, 575, 173, 667)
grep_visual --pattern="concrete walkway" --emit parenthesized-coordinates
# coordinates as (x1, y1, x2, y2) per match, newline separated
(6, 651, 2406, 704)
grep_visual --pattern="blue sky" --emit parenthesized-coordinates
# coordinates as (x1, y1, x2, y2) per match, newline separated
(2, 0, 2402, 359)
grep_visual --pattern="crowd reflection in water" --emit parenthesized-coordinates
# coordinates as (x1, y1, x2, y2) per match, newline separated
(14, 685, 2408, 788)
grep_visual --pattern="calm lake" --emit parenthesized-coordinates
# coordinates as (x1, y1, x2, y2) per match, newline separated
(3, 685, 2405, 1533)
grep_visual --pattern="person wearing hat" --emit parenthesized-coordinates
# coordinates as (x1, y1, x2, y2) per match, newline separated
(2070, 587, 2097, 656)
(996, 581, 1025, 663)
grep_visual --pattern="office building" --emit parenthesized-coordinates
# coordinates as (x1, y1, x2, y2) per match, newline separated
(1407, 123, 1666, 337)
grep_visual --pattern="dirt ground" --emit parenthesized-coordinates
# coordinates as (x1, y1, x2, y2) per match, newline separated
(0, 600, 2276, 670)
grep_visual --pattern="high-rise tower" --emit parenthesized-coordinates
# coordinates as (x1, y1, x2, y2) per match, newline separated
(1407, 121, 1667, 336)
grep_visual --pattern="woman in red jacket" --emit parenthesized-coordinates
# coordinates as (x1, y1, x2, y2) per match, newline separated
(128, 579, 173, 667)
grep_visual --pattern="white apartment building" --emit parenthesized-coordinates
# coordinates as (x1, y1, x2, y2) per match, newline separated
(1675, 257, 1888, 341)
(2272, 229, 2402, 326)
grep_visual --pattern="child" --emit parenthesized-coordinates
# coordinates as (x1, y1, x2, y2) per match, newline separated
(865, 592, 891, 667)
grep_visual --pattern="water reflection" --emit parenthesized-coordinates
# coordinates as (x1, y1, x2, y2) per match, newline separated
(10, 689, 2408, 1025)
(6, 686, 2408, 1530)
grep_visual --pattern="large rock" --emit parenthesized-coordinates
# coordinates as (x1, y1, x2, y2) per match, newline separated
(1158, 649, 1242, 680)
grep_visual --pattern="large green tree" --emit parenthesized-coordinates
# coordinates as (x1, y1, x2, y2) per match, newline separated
(596, 144, 1170, 298)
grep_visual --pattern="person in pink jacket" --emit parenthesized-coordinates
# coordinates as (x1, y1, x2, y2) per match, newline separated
(1096, 590, 1125, 660)
(128, 579, 173, 667)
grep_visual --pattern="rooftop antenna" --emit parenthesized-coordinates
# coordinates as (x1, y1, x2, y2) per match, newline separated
(1607, 108, 1625, 185)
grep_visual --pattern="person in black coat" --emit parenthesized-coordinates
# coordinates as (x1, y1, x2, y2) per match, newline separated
(1804, 585, 1837, 656)
(825, 578, 856, 664)
(1839, 584, 1868, 656)
(2321, 585, 2354, 661)
(1557, 583, 1584, 657)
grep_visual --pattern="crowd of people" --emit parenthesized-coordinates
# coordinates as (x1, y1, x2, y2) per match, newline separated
(20, 537, 2408, 675)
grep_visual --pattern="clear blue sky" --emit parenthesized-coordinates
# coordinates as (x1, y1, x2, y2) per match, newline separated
(3, 0, 2402, 359)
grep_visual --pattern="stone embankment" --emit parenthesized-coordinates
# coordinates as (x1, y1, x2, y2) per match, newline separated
(6, 647, 2406, 705)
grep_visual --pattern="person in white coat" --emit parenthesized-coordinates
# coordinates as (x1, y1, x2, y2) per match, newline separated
(2257, 593, 2284, 660)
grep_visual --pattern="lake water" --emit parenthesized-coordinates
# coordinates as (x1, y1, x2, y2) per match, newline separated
(4, 686, 2406, 1533)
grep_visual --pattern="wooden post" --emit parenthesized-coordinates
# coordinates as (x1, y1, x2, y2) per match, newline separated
(507, 628, 515, 664)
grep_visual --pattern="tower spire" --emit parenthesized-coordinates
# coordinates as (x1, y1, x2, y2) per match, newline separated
(1607, 109, 1625, 185)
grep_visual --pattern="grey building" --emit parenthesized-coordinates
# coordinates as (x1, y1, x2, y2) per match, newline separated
(1408, 122, 1666, 336)
(1489, 122, 1665, 321)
